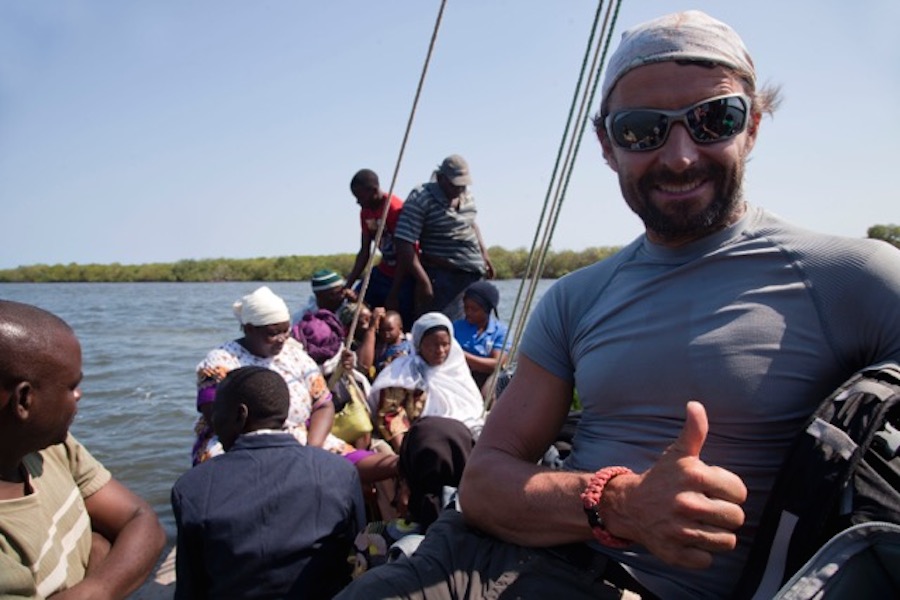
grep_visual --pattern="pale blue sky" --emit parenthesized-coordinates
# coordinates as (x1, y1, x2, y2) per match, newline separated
(2, 1, 898, 270)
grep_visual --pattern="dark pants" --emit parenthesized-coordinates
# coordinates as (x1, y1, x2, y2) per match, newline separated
(335, 510, 654, 600)
(365, 268, 416, 330)
(420, 267, 482, 323)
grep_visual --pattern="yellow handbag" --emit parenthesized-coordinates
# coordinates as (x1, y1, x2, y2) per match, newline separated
(331, 373, 374, 444)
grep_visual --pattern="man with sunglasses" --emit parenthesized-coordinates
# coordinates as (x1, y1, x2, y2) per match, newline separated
(337, 11, 900, 599)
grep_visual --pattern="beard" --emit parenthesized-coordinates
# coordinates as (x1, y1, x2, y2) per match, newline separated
(623, 157, 745, 244)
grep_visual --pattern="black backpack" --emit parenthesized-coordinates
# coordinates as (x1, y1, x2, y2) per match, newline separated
(735, 363, 900, 599)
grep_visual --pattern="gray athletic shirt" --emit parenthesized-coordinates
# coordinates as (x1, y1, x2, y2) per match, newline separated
(520, 205, 900, 599)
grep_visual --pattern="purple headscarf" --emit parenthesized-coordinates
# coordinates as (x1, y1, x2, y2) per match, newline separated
(290, 309, 345, 364)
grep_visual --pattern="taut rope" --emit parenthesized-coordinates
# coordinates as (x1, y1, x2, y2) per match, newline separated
(486, 0, 623, 406)
(334, 0, 448, 387)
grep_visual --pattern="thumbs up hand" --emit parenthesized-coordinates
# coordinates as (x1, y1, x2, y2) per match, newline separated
(673, 398, 710, 458)
(600, 401, 747, 569)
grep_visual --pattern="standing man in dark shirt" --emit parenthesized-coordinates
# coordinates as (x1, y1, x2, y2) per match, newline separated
(388, 154, 494, 322)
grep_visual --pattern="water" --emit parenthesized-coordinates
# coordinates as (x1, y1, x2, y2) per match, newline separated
(0, 279, 553, 545)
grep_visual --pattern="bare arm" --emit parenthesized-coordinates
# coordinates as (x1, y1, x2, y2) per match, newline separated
(461, 357, 748, 568)
(51, 479, 165, 599)
(346, 229, 373, 289)
(472, 223, 494, 279)
(460, 355, 586, 546)
(307, 399, 335, 448)
(463, 348, 504, 374)
(354, 307, 383, 375)
(388, 241, 430, 309)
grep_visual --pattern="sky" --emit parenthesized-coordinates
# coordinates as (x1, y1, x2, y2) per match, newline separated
(1, 1, 898, 270)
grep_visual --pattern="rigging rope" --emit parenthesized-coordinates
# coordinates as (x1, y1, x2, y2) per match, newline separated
(333, 0, 447, 387)
(486, 0, 623, 405)
(342, 0, 447, 345)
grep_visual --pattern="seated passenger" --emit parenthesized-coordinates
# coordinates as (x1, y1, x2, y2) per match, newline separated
(193, 287, 395, 485)
(294, 301, 376, 451)
(0, 300, 165, 598)
(374, 309, 413, 376)
(294, 268, 356, 324)
(298, 300, 400, 522)
(368, 312, 484, 452)
(397, 415, 475, 529)
(340, 305, 414, 381)
(452, 281, 509, 396)
(193, 286, 341, 464)
(351, 416, 474, 578)
(337, 301, 379, 381)
(291, 301, 347, 377)
(172, 366, 365, 599)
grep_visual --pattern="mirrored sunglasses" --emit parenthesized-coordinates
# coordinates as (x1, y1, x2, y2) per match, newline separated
(605, 94, 751, 152)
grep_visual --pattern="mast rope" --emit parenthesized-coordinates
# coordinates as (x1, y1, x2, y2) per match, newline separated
(342, 0, 448, 350)
(333, 0, 447, 389)
(486, 0, 623, 406)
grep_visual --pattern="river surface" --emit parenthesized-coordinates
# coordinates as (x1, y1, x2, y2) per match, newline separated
(0, 279, 553, 544)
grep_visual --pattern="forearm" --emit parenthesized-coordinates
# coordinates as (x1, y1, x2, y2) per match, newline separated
(396, 242, 429, 286)
(347, 231, 372, 288)
(356, 329, 376, 373)
(307, 400, 335, 447)
(459, 355, 588, 546)
(464, 351, 499, 374)
(472, 223, 494, 277)
(69, 504, 165, 598)
(472, 222, 487, 255)
(389, 260, 406, 293)
(460, 447, 593, 546)
(347, 249, 369, 288)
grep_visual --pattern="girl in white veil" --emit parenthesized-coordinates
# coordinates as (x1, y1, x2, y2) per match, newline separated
(368, 312, 484, 451)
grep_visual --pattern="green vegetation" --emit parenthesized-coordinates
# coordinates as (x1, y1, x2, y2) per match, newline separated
(868, 224, 900, 249)
(5, 222, 894, 283)
(0, 246, 622, 283)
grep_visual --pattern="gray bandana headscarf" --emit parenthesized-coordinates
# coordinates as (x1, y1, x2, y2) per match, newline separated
(601, 10, 756, 111)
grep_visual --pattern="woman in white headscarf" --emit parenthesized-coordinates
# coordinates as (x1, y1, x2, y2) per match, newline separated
(368, 312, 485, 451)
(193, 287, 398, 487)
(193, 286, 340, 464)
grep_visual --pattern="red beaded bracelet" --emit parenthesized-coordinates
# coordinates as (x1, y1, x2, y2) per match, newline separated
(580, 466, 633, 548)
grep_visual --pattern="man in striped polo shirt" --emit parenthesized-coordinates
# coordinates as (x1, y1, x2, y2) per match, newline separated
(388, 154, 494, 322)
